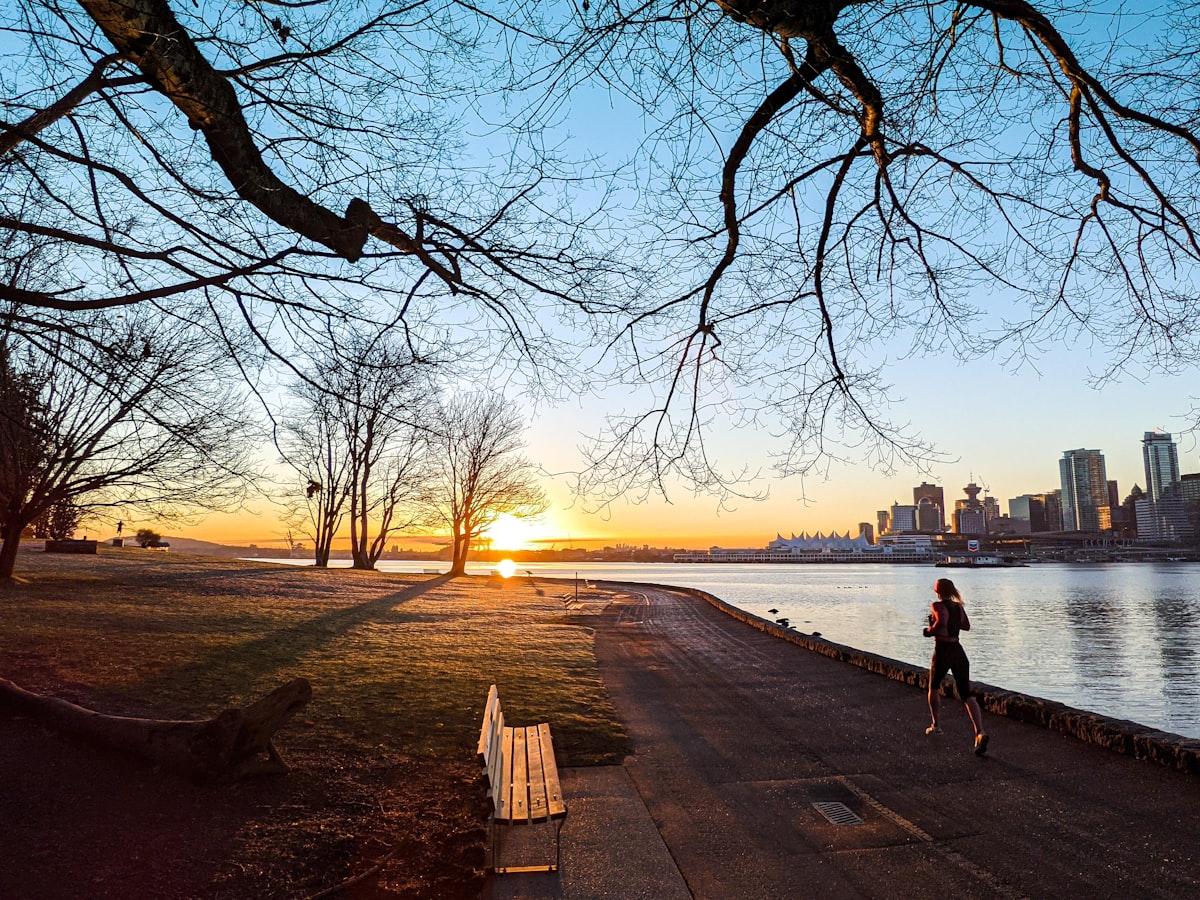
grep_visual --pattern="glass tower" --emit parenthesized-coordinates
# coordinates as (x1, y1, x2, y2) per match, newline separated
(1142, 431, 1180, 502)
(1059, 449, 1109, 532)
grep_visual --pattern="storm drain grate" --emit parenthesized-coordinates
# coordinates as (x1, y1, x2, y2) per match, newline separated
(812, 801, 865, 826)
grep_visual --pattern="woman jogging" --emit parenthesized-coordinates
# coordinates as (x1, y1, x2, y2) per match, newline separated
(923, 577, 989, 755)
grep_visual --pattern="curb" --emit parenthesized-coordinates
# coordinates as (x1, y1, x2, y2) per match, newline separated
(598, 580, 1200, 777)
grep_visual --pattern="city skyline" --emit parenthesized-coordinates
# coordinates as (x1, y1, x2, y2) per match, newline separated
(178, 372, 1200, 551)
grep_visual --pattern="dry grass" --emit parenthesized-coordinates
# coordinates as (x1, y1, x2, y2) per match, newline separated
(0, 546, 628, 897)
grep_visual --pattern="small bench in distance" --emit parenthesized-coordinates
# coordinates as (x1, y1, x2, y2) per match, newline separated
(476, 684, 568, 873)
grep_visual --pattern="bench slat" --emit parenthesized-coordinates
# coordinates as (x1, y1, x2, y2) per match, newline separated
(486, 708, 506, 811)
(526, 727, 549, 821)
(537, 723, 567, 820)
(511, 727, 530, 822)
(497, 725, 515, 820)
(477, 684, 500, 763)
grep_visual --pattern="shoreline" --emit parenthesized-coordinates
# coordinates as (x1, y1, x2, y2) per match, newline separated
(596, 578, 1200, 777)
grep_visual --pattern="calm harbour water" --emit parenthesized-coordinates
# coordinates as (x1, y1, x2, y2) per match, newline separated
(270, 558, 1200, 740)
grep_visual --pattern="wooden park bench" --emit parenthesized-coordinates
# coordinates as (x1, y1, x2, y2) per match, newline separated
(476, 684, 568, 873)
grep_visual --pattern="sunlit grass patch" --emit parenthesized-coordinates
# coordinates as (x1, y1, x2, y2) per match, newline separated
(0, 547, 628, 764)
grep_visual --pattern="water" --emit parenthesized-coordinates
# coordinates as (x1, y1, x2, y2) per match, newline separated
(261, 558, 1200, 740)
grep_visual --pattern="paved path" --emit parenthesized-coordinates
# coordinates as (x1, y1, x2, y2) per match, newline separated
(492, 584, 1200, 899)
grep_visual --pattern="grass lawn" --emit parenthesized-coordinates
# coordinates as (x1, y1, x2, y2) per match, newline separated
(0, 546, 629, 897)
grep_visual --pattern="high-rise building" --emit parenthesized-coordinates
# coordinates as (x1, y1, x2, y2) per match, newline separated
(953, 482, 987, 534)
(1044, 490, 1063, 533)
(1059, 449, 1110, 532)
(916, 497, 942, 532)
(1104, 482, 1123, 532)
(877, 509, 891, 536)
(913, 482, 945, 531)
(858, 522, 875, 545)
(1143, 431, 1180, 502)
(1181, 474, 1200, 537)
(889, 503, 918, 533)
(1137, 432, 1189, 541)
(1009, 494, 1050, 532)
(1181, 473, 1200, 504)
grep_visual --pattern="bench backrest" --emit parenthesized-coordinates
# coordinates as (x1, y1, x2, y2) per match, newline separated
(477, 684, 505, 808)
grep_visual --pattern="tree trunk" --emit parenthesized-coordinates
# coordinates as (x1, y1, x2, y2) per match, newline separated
(447, 527, 466, 577)
(0, 517, 24, 580)
(314, 529, 331, 567)
(0, 676, 312, 782)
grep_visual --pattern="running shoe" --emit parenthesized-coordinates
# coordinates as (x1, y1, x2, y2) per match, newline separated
(974, 733, 990, 756)
(925, 725, 942, 735)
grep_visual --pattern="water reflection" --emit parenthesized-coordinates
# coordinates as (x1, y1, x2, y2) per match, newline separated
(1149, 576, 1200, 734)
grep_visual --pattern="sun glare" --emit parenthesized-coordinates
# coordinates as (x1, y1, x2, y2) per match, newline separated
(496, 558, 517, 578)
(483, 513, 546, 551)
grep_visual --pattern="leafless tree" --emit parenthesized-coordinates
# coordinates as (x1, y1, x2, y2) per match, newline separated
(420, 392, 547, 578)
(278, 377, 351, 568)
(278, 328, 432, 569)
(0, 306, 257, 579)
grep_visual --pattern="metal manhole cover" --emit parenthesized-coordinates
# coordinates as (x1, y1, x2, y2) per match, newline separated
(812, 801, 864, 826)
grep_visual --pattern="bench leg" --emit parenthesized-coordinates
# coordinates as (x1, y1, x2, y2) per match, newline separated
(492, 817, 566, 874)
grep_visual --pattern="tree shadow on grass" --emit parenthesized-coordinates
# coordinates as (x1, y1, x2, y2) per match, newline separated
(121, 576, 451, 713)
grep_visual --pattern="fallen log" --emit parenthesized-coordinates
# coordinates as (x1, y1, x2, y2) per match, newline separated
(0, 676, 312, 782)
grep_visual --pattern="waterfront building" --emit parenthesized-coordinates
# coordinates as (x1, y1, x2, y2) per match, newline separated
(913, 482, 945, 531)
(988, 514, 1030, 535)
(876, 533, 936, 554)
(953, 482, 987, 534)
(1009, 494, 1050, 532)
(768, 532, 873, 554)
(876, 509, 891, 537)
(955, 507, 987, 534)
(1059, 449, 1110, 532)
(1136, 432, 1189, 541)
(1181, 473, 1200, 504)
(674, 530, 934, 562)
(916, 498, 942, 532)
(1181, 474, 1200, 538)
(1143, 431, 1180, 502)
(1134, 496, 1194, 543)
(858, 522, 875, 544)
(889, 503, 918, 533)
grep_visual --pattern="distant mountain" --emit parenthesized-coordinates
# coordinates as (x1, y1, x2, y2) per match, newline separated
(158, 537, 256, 557)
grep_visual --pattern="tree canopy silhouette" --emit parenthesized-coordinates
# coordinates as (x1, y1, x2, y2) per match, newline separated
(4, 0, 1199, 502)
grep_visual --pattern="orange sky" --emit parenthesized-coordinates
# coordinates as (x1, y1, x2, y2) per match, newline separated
(166, 353, 1199, 552)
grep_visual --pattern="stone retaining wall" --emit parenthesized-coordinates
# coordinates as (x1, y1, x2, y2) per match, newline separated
(612, 580, 1200, 777)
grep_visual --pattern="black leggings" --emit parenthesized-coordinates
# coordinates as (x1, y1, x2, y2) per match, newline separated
(929, 641, 973, 700)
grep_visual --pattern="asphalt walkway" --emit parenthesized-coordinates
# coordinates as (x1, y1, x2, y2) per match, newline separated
(489, 584, 1200, 899)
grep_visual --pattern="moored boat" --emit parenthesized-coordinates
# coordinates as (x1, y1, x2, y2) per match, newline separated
(935, 554, 1027, 568)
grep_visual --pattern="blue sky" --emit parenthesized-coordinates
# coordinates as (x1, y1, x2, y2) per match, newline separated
(6, 1, 1194, 549)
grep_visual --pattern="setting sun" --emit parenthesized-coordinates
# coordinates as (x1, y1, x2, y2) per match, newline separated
(482, 513, 547, 551)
